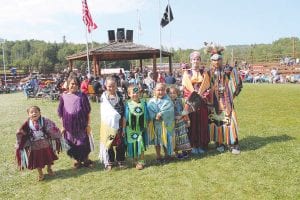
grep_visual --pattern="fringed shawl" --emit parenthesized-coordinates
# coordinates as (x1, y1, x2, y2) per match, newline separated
(99, 92, 122, 164)
(99, 92, 121, 152)
(147, 95, 174, 155)
(182, 70, 204, 94)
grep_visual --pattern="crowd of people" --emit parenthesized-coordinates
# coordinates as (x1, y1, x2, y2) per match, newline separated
(15, 44, 244, 181)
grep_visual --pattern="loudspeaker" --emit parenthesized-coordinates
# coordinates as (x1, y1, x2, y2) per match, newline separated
(117, 28, 125, 42)
(126, 30, 133, 42)
(108, 30, 115, 43)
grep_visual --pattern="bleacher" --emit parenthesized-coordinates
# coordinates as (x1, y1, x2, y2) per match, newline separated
(249, 63, 300, 75)
(0, 72, 28, 85)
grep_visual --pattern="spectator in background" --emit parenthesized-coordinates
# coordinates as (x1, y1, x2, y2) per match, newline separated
(99, 75, 105, 90)
(143, 71, 155, 95)
(113, 73, 121, 87)
(128, 73, 137, 85)
(80, 76, 89, 94)
(120, 74, 129, 93)
(119, 69, 124, 78)
(271, 68, 279, 83)
(134, 67, 143, 84)
(165, 72, 176, 85)
(157, 72, 165, 83)
(30, 76, 39, 95)
(93, 77, 101, 95)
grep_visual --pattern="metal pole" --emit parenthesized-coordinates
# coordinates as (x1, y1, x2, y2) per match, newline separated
(168, 0, 172, 48)
(0, 38, 7, 86)
(137, 9, 140, 43)
(159, 0, 162, 73)
(136, 9, 140, 69)
(85, 28, 91, 76)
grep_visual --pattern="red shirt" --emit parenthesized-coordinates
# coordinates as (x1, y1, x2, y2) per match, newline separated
(80, 80, 89, 94)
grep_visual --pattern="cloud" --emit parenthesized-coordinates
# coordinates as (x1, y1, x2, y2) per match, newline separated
(0, 0, 148, 41)
(0, 0, 147, 25)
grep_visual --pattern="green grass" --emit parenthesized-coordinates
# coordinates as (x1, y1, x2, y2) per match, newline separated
(0, 84, 299, 200)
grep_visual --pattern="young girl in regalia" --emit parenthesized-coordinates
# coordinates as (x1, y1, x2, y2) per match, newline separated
(169, 86, 191, 159)
(148, 83, 174, 162)
(16, 106, 61, 181)
(124, 85, 149, 170)
(99, 76, 126, 170)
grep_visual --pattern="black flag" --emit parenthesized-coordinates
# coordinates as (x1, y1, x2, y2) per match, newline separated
(160, 4, 174, 28)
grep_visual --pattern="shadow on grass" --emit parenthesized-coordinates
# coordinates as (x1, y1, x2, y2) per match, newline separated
(239, 134, 295, 151)
(43, 161, 105, 181)
(142, 149, 220, 167)
(43, 134, 294, 180)
(143, 134, 296, 165)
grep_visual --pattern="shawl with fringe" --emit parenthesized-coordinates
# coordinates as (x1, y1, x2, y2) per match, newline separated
(99, 93, 121, 163)
(147, 95, 174, 155)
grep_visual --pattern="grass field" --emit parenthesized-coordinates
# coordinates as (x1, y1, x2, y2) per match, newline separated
(0, 84, 299, 200)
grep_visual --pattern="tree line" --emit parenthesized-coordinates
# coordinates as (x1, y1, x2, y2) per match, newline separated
(0, 37, 299, 74)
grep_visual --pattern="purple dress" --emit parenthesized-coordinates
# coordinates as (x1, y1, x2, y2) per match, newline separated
(58, 92, 91, 162)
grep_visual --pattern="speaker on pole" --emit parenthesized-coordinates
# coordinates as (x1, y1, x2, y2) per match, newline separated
(126, 30, 133, 42)
(108, 30, 115, 43)
(117, 28, 125, 42)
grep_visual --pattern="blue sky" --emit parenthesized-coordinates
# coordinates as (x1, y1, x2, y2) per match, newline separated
(0, 0, 299, 49)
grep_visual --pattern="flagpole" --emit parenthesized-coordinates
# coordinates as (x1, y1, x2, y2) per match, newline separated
(137, 9, 140, 43)
(168, 0, 172, 50)
(136, 9, 140, 69)
(82, 0, 97, 77)
(85, 28, 91, 77)
(90, 33, 94, 49)
(159, 0, 162, 72)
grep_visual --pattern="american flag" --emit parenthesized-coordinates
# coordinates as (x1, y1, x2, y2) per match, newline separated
(82, 0, 98, 33)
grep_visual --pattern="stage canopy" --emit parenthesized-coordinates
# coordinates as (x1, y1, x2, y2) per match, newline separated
(66, 42, 173, 80)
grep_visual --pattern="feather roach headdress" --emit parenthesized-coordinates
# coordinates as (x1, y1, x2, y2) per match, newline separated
(203, 42, 225, 60)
